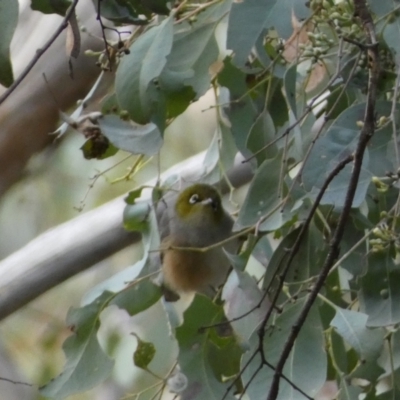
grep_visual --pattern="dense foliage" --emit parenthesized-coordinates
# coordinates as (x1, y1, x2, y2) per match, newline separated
(3, 0, 400, 399)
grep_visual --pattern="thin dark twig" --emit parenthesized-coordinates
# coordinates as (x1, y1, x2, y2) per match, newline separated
(266, 1, 380, 398)
(222, 347, 259, 400)
(228, 153, 353, 400)
(238, 361, 263, 400)
(0, 0, 80, 107)
(96, 0, 113, 69)
(342, 36, 375, 49)
(256, 155, 353, 399)
(0, 376, 33, 387)
(262, 359, 313, 400)
(258, 153, 353, 348)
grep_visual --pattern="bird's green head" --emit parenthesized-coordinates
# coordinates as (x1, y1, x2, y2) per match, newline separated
(174, 184, 224, 224)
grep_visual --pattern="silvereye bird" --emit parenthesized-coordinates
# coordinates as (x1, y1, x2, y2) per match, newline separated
(157, 184, 236, 297)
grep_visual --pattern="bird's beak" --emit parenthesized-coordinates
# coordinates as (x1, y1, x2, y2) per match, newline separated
(201, 198, 213, 206)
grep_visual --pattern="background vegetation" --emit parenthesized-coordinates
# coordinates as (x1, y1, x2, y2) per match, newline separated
(1, 0, 400, 399)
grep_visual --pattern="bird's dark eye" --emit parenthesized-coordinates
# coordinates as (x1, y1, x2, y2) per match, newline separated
(189, 193, 199, 204)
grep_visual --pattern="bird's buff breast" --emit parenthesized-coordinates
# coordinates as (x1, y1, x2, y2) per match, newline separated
(162, 246, 228, 293)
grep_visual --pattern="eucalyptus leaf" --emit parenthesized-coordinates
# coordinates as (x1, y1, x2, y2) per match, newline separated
(217, 57, 264, 161)
(175, 295, 236, 399)
(242, 299, 326, 400)
(123, 201, 151, 231)
(222, 269, 270, 346)
(302, 103, 372, 208)
(246, 110, 278, 165)
(235, 154, 290, 232)
(227, 0, 309, 66)
(40, 292, 115, 398)
(94, 0, 148, 25)
(111, 280, 162, 316)
(132, 333, 156, 369)
(115, 17, 174, 124)
(331, 308, 384, 381)
(0, 0, 18, 87)
(31, 0, 71, 15)
(227, 0, 273, 67)
(284, 64, 298, 118)
(98, 115, 163, 155)
(201, 123, 237, 184)
(360, 250, 400, 327)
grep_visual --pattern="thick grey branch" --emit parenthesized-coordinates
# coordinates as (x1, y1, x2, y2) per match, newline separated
(0, 153, 252, 321)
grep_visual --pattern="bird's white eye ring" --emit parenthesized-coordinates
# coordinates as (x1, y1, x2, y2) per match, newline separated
(189, 194, 199, 204)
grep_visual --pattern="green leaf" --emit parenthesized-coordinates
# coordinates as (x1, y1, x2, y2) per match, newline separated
(303, 101, 398, 208)
(132, 333, 156, 369)
(379, 330, 400, 386)
(227, 0, 309, 66)
(80, 137, 118, 160)
(222, 269, 270, 346)
(101, 92, 121, 115)
(227, 0, 273, 67)
(262, 223, 327, 301)
(125, 187, 145, 205)
(360, 250, 400, 327)
(246, 110, 278, 165)
(236, 154, 291, 231)
(339, 219, 368, 276)
(0, 0, 18, 87)
(284, 64, 298, 118)
(302, 103, 373, 208)
(284, 222, 328, 292)
(93, 0, 149, 25)
(207, 330, 242, 381)
(98, 115, 163, 155)
(367, 0, 393, 16)
(83, 199, 160, 304)
(379, 14, 400, 61)
(338, 378, 362, 400)
(329, 329, 348, 376)
(331, 308, 384, 381)
(262, 0, 309, 39)
(175, 295, 236, 399)
(115, 17, 174, 124)
(40, 292, 115, 398)
(111, 280, 162, 316)
(201, 123, 238, 184)
(142, 0, 169, 15)
(160, 21, 219, 96)
(242, 299, 326, 400)
(31, 0, 71, 15)
(217, 57, 263, 160)
(123, 201, 151, 231)
(149, 1, 231, 120)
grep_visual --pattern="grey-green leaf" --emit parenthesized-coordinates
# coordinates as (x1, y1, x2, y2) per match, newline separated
(40, 292, 115, 398)
(242, 299, 326, 400)
(302, 102, 373, 208)
(98, 115, 163, 155)
(331, 308, 384, 362)
(31, 0, 71, 15)
(235, 154, 290, 231)
(0, 0, 18, 87)
(175, 295, 236, 399)
(360, 250, 400, 327)
(115, 17, 174, 124)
